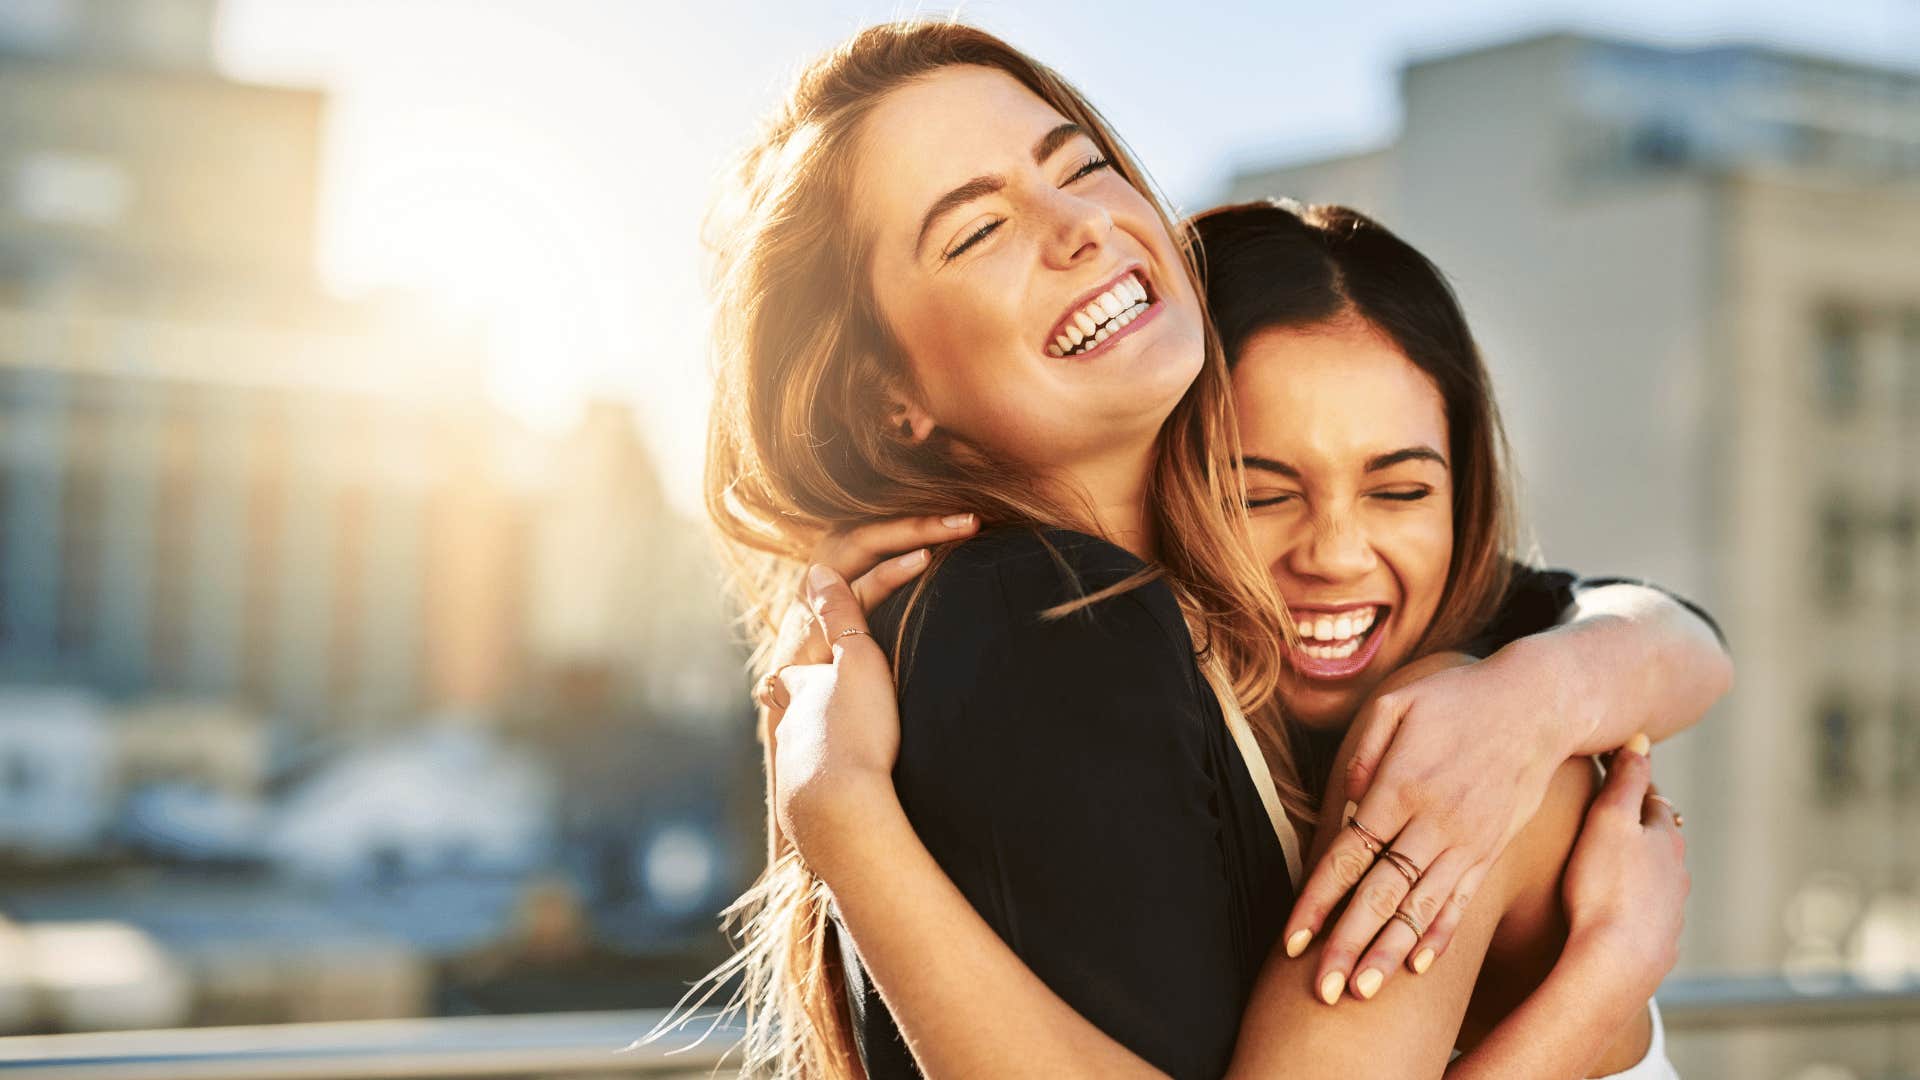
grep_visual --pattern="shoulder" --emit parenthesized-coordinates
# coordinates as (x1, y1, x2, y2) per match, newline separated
(875, 527, 1205, 766)
(871, 525, 1191, 685)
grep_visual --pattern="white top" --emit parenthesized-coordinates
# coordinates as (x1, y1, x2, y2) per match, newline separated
(1590, 998, 1679, 1080)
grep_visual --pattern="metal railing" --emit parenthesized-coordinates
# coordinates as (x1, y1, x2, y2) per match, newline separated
(0, 974, 1916, 1078)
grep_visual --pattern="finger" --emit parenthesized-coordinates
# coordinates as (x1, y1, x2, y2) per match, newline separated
(1315, 858, 1414, 1003)
(1416, 860, 1491, 971)
(848, 548, 931, 614)
(1341, 692, 1409, 805)
(1641, 789, 1681, 831)
(817, 513, 977, 578)
(805, 564, 883, 655)
(1349, 846, 1471, 982)
(1317, 824, 1445, 1001)
(1281, 817, 1383, 961)
(1595, 739, 1653, 825)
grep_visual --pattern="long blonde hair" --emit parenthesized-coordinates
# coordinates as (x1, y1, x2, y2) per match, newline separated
(681, 19, 1297, 1077)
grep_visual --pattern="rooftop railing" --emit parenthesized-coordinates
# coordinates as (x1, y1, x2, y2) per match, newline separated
(1, 974, 1916, 1078)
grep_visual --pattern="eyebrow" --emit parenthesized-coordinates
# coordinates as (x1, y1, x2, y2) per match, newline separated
(1240, 446, 1449, 478)
(913, 122, 1087, 258)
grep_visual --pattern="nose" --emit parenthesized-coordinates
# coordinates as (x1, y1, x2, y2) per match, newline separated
(1283, 507, 1378, 584)
(1040, 186, 1113, 269)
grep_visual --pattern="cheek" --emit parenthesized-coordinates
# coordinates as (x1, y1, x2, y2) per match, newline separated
(1389, 510, 1454, 620)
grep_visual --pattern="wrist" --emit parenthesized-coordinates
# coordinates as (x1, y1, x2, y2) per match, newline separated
(1563, 923, 1668, 1002)
(791, 772, 906, 885)
(1490, 629, 1594, 757)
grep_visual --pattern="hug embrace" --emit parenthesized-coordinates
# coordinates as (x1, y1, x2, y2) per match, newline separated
(678, 19, 1733, 1080)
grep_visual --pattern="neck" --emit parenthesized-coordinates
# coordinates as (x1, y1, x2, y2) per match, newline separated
(1039, 436, 1160, 562)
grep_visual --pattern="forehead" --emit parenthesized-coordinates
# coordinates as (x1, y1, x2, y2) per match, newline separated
(1232, 321, 1448, 456)
(852, 65, 1072, 246)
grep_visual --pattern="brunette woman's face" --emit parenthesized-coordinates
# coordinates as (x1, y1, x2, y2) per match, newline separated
(1231, 319, 1454, 730)
(855, 65, 1205, 470)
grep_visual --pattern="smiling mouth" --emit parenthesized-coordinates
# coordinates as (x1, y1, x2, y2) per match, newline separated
(1045, 270, 1154, 358)
(1291, 605, 1390, 662)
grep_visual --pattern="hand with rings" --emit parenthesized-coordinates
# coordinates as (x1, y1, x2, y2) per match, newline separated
(765, 563, 915, 879)
(754, 513, 979, 715)
(755, 513, 979, 852)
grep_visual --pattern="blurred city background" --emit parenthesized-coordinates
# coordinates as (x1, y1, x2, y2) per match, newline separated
(0, 0, 1913, 1077)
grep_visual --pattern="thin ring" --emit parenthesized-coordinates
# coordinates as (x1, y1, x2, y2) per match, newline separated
(1381, 849, 1423, 887)
(1646, 793, 1683, 828)
(754, 663, 796, 710)
(1346, 817, 1388, 857)
(837, 627, 873, 641)
(1391, 910, 1426, 938)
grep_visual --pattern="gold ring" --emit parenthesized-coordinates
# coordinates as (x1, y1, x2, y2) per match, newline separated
(1647, 793, 1683, 828)
(1381, 850, 1423, 887)
(1346, 817, 1388, 857)
(754, 663, 796, 710)
(837, 627, 873, 640)
(1391, 910, 1426, 938)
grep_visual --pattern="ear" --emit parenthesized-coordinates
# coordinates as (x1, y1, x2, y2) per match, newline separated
(884, 389, 937, 445)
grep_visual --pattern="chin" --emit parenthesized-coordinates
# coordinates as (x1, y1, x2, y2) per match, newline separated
(1277, 682, 1365, 733)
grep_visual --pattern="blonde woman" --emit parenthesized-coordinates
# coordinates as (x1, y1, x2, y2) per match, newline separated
(694, 20, 1721, 1078)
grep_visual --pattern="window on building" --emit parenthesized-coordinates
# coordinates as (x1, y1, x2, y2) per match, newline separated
(1901, 309, 1920, 422)
(1816, 695, 1863, 804)
(3, 752, 36, 799)
(1893, 696, 1920, 801)
(1894, 497, 1919, 607)
(1818, 500, 1857, 605)
(1815, 308, 1863, 418)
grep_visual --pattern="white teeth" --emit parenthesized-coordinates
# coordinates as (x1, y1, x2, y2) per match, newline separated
(1053, 274, 1152, 357)
(1094, 326, 1110, 342)
(1056, 333, 1073, 354)
(1294, 605, 1380, 644)
(1065, 323, 1086, 346)
(1096, 291, 1122, 318)
(1072, 311, 1097, 338)
(1047, 343, 1063, 357)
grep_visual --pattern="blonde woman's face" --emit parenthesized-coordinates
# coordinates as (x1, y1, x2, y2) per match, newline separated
(1231, 319, 1455, 731)
(855, 65, 1205, 470)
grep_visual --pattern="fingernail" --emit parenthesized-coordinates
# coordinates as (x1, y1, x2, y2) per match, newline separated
(1353, 969, 1383, 999)
(1343, 800, 1357, 826)
(1626, 732, 1651, 756)
(806, 563, 835, 593)
(1318, 971, 1346, 1005)
(941, 512, 974, 529)
(1285, 929, 1311, 958)
(1413, 948, 1434, 974)
(899, 548, 928, 568)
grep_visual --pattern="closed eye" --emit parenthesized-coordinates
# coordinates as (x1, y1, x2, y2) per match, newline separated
(1372, 488, 1433, 502)
(1066, 154, 1112, 183)
(943, 220, 1001, 261)
(942, 155, 1110, 262)
(1246, 493, 1298, 510)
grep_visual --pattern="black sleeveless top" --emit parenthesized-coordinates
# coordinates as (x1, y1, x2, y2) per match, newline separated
(835, 529, 1716, 1078)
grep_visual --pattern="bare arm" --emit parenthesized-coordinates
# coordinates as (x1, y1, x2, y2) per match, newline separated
(782, 578, 1679, 1079)
(1524, 581, 1733, 753)
(1287, 581, 1728, 997)
(1228, 654, 1672, 1078)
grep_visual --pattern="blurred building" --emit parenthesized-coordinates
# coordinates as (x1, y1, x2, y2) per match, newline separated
(0, 2, 747, 744)
(1231, 29, 1920, 1069)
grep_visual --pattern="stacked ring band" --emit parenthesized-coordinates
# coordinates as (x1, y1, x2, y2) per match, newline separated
(1347, 817, 1390, 857)
(1392, 910, 1426, 938)
(1381, 850, 1423, 887)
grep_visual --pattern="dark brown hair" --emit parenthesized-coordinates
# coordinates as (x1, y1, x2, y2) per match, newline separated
(1190, 198, 1518, 663)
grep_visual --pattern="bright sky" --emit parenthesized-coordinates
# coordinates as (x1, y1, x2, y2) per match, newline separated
(212, 0, 1919, 512)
